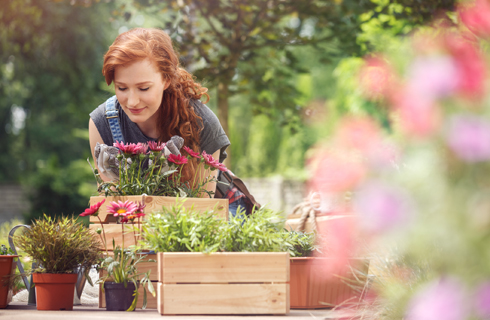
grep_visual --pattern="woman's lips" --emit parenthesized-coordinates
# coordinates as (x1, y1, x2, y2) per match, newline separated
(128, 107, 145, 114)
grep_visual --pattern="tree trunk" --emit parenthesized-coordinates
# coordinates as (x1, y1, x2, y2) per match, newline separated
(217, 81, 231, 170)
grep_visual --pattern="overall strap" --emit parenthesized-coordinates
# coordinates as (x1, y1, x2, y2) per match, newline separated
(105, 95, 125, 144)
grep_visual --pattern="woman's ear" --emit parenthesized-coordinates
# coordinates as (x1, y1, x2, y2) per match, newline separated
(163, 79, 170, 90)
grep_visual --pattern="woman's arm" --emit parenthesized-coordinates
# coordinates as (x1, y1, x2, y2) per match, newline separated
(88, 118, 113, 183)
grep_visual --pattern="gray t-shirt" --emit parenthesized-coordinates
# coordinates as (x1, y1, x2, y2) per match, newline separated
(90, 98, 230, 162)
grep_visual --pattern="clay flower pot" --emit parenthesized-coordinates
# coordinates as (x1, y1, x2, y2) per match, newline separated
(0, 255, 18, 308)
(33, 273, 78, 310)
(290, 257, 369, 309)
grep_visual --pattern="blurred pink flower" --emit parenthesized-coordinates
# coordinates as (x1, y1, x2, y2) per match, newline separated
(459, 0, 490, 38)
(310, 151, 366, 193)
(407, 55, 458, 99)
(316, 217, 357, 280)
(391, 87, 441, 137)
(475, 281, 490, 318)
(335, 116, 382, 154)
(353, 181, 411, 233)
(359, 56, 394, 99)
(406, 277, 468, 320)
(445, 33, 485, 98)
(366, 139, 401, 170)
(445, 114, 490, 162)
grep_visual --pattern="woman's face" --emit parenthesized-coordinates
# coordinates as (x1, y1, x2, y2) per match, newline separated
(114, 59, 168, 137)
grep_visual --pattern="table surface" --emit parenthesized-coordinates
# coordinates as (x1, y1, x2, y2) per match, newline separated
(0, 302, 359, 320)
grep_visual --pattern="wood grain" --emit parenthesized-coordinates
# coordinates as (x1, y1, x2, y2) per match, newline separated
(159, 283, 289, 315)
(89, 195, 229, 223)
(158, 252, 290, 283)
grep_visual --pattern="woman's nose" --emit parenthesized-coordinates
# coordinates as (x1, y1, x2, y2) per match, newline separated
(127, 90, 139, 108)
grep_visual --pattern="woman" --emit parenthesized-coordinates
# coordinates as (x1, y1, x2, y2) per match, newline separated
(89, 28, 230, 197)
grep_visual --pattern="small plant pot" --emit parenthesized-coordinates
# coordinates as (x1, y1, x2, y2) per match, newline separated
(0, 255, 18, 309)
(33, 273, 77, 310)
(104, 282, 136, 311)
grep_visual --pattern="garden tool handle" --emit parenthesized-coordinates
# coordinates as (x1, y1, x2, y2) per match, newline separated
(8, 224, 31, 291)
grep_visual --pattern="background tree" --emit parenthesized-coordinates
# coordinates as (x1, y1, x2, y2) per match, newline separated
(0, 0, 116, 221)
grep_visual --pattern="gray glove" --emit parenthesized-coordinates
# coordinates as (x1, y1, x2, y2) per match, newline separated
(94, 142, 120, 181)
(163, 136, 184, 157)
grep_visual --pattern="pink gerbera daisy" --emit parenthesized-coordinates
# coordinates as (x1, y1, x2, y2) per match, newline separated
(80, 199, 105, 217)
(202, 151, 220, 170)
(107, 200, 137, 218)
(183, 146, 201, 159)
(148, 141, 166, 152)
(167, 154, 188, 165)
(217, 163, 228, 172)
(113, 142, 141, 155)
(136, 142, 149, 155)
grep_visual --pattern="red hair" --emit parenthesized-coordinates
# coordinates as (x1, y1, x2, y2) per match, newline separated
(102, 28, 209, 181)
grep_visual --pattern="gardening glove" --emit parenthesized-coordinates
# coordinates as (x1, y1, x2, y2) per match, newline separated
(163, 135, 184, 157)
(94, 142, 120, 181)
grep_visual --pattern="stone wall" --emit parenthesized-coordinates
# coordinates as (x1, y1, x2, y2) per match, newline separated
(0, 184, 28, 225)
(242, 177, 306, 216)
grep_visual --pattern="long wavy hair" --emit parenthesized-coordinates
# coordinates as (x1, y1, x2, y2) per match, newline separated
(102, 28, 209, 182)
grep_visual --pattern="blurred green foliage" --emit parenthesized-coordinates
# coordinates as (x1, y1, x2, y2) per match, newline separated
(0, 0, 117, 221)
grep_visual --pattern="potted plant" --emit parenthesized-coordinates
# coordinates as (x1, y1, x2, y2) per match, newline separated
(141, 206, 290, 315)
(0, 245, 18, 309)
(14, 215, 101, 311)
(87, 140, 230, 246)
(81, 199, 155, 311)
(286, 230, 370, 309)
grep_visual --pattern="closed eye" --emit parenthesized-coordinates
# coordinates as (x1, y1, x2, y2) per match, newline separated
(117, 87, 127, 91)
(140, 87, 149, 91)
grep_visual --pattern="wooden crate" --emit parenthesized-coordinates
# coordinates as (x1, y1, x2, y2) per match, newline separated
(157, 252, 290, 315)
(89, 195, 229, 249)
(89, 195, 229, 223)
(98, 253, 158, 309)
(290, 257, 370, 309)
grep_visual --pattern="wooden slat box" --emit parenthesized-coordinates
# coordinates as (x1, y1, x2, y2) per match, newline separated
(157, 252, 290, 315)
(89, 195, 229, 249)
(98, 253, 158, 309)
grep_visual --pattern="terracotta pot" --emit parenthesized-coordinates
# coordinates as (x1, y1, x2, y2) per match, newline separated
(290, 257, 369, 309)
(0, 255, 18, 309)
(33, 273, 77, 310)
(104, 282, 136, 311)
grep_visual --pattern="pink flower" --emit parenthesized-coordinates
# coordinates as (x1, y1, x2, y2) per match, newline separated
(217, 163, 228, 172)
(407, 55, 458, 99)
(474, 281, 490, 318)
(80, 199, 105, 217)
(148, 141, 165, 152)
(334, 116, 382, 154)
(353, 181, 412, 233)
(113, 141, 141, 155)
(445, 33, 486, 98)
(391, 87, 441, 138)
(134, 202, 146, 218)
(445, 114, 490, 162)
(359, 56, 394, 99)
(183, 146, 201, 159)
(459, 0, 490, 38)
(167, 154, 188, 165)
(406, 277, 468, 320)
(136, 143, 148, 155)
(107, 200, 137, 217)
(309, 150, 366, 193)
(202, 151, 220, 170)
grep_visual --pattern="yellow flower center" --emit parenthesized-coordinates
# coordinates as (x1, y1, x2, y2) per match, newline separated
(117, 208, 127, 214)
